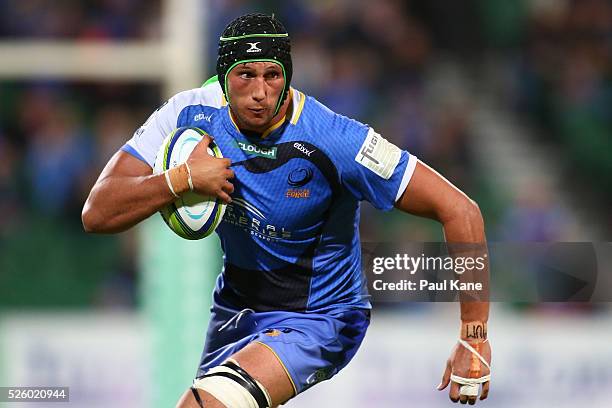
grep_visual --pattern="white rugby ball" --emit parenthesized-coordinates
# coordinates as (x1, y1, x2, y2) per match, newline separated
(153, 127, 226, 240)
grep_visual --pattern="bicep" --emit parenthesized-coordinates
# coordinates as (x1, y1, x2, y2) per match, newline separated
(96, 150, 153, 184)
(394, 160, 472, 222)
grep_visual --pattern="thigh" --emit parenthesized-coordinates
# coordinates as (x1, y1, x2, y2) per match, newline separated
(253, 308, 370, 394)
(176, 342, 294, 408)
(182, 307, 370, 407)
(231, 341, 295, 405)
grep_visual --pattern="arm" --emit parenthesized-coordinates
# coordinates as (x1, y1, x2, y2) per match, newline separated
(395, 160, 489, 322)
(394, 159, 490, 404)
(82, 136, 234, 234)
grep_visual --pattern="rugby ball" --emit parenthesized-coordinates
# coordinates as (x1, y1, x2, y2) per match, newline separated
(153, 127, 226, 240)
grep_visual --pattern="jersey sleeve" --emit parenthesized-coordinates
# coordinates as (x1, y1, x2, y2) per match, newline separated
(333, 116, 418, 211)
(121, 80, 225, 167)
(121, 97, 176, 167)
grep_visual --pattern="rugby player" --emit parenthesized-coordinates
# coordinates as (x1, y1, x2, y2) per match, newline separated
(82, 13, 491, 407)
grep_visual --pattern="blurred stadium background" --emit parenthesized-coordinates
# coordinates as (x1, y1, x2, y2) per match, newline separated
(0, 0, 611, 407)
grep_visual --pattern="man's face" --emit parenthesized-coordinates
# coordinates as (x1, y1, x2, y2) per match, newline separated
(226, 61, 285, 132)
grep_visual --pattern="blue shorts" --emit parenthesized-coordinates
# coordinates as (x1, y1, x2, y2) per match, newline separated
(196, 296, 370, 395)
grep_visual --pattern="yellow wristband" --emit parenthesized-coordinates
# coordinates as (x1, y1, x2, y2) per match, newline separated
(166, 164, 190, 196)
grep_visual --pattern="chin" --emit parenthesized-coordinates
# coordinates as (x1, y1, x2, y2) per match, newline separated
(244, 116, 273, 131)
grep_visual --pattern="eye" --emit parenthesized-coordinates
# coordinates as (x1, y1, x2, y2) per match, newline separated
(266, 71, 281, 79)
(238, 71, 255, 79)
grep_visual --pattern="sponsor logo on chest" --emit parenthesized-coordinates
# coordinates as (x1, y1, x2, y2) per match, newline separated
(193, 113, 213, 122)
(224, 198, 292, 240)
(234, 141, 277, 159)
(293, 142, 316, 157)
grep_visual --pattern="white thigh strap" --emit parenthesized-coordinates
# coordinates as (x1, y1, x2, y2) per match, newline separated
(193, 364, 271, 408)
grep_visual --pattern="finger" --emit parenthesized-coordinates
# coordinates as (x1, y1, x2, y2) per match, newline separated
(222, 181, 234, 194)
(217, 190, 232, 204)
(450, 381, 460, 403)
(460, 392, 468, 404)
(220, 157, 232, 168)
(480, 381, 489, 400)
(437, 362, 451, 391)
(468, 395, 477, 405)
(194, 134, 212, 151)
(225, 169, 235, 179)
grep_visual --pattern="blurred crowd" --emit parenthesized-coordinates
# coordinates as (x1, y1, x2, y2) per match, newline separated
(0, 0, 608, 309)
(0, 82, 158, 308)
(0, 0, 161, 40)
(483, 0, 612, 234)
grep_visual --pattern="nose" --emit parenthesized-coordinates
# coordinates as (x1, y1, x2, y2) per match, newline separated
(251, 76, 266, 102)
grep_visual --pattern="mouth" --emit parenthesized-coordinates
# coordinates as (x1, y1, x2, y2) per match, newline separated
(248, 107, 266, 115)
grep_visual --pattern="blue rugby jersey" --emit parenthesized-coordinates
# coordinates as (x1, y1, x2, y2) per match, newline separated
(122, 79, 418, 312)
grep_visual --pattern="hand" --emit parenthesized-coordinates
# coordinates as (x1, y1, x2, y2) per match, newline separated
(438, 340, 491, 405)
(186, 135, 235, 204)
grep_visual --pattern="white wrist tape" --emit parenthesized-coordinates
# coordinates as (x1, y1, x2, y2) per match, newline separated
(184, 162, 194, 191)
(164, 170, 179, 198)
(450, 339, 491, 397)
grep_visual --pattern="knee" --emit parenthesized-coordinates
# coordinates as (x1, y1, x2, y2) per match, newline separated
(192, 359, 272, 408)
(175, 387, 210, 408)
